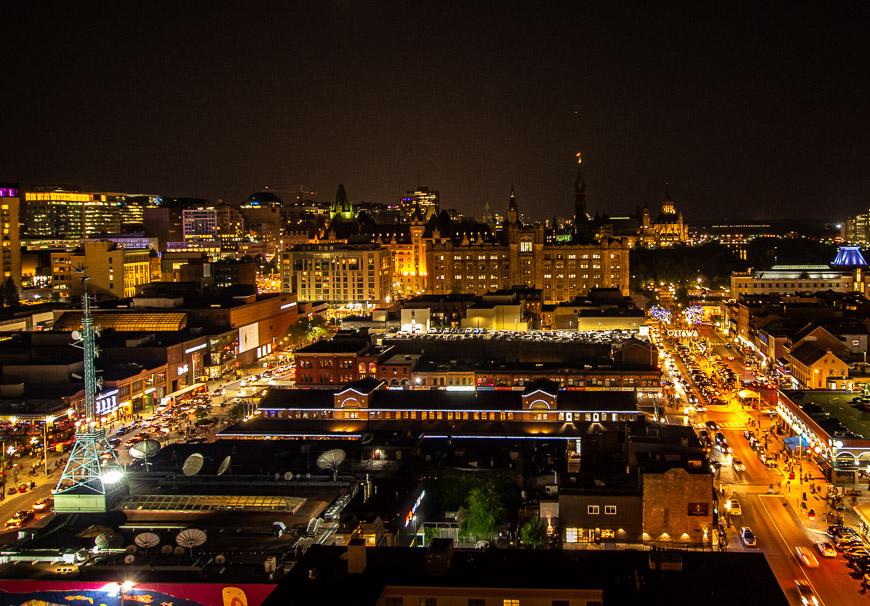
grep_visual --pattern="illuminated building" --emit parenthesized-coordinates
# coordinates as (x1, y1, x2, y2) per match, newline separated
(730, 246, 869, 296)
(400, 186, 439, 220)
(638, 185, 689, 246)
(844, 209, 870, 245)
(22, 188, 159, 240)
(0, 185, 21, 287)
(427, 187, 630, 303)
(281, 243, 393, 305)
(182, 205, 245, 249)
(50, 241, 156, 300)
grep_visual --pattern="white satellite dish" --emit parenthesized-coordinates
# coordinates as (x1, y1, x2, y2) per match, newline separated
(217, 456, 231, 476)
(125, 544, 137, 554)
(71, 330, 82, 341)
(176, 528, 207, 555)
(316, 449, 346, 481)
(182, 453, 204, 476)
(215, 554, 226, 565)
(160, 544, 173, 555)
(130, 439, 161, 460)
(134, 532, 160, 550)
(124, 554, 135, 564)
(283, 471, 293, 481)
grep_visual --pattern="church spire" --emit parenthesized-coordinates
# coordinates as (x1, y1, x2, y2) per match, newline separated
(574, 152, 587, 235)
(331, 184, 353, 220)
(507, 186, 518, 225)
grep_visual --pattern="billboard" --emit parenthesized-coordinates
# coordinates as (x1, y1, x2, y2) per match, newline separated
(238, 322, 259, 354)
(0, 580, 276, 606)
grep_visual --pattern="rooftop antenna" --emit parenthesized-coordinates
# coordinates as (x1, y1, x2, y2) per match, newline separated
(55, 275, 124, 511)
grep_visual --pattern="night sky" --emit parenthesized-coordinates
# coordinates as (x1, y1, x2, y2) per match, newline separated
(2, 2, 869, 222)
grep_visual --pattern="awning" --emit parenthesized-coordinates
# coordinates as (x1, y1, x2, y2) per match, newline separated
(783, 436, 810, 450)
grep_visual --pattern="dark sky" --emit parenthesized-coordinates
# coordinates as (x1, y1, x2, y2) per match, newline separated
(2, 2, 869, 222)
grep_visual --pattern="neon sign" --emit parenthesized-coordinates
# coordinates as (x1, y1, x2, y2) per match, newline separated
(404, 490, 425, 527)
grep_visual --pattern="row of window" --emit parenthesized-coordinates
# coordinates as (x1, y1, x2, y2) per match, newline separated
(588, 505, 618, 515)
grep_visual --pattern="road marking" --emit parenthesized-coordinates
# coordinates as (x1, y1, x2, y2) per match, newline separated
(756, 495, 826, 606)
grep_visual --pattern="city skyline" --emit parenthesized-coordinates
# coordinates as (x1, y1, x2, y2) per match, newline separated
(2, 4, 869, 221)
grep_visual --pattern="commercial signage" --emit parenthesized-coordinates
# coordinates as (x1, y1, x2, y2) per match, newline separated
(95, 389, 120, 416)
(238, 323, 259, 354)
(280, 302, 297, 310)
(687, 502, 709, 516)
(0, 580, 275, 606)
(666, 329, 699, 338)
(404, 490, 426, 527)
(184, 343, 207, 354)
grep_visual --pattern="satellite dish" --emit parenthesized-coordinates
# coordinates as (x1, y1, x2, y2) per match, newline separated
(182, 453, 204, 476)
(283, 471, 293, 481)
(94, 532, 114, 549)
(217, 456, 231, 476)
(176, 528, 207, 549)
(125, 544, 137, 554)
(316, 449, 346, 481)
(124, 554, 135, 564)
(71, 330, 82, 341)
(130, 439, 161, 460)
(215, 554, 226, 565)
(160, 544, 173, 555)
(134, 532, 160, 550)
(173, 546, 185, 556)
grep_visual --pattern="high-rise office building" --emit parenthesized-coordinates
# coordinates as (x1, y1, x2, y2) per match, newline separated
(844, 209, 870, 245)
(0, 185, 22, 288)
(182, 206, 245, 249)
(51, 241, 155, 300)
(401, 187, 439, 220)
(22, 188, 159, 241)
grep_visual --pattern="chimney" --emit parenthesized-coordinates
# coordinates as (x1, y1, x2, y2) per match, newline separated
(347, 538, 367, 574)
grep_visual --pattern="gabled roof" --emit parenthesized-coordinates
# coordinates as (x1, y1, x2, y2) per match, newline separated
(339, 377, 384, 395)
(788, 341, 835, 366)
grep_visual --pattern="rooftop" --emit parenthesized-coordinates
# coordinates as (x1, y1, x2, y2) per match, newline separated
(266, 545, 787, 606)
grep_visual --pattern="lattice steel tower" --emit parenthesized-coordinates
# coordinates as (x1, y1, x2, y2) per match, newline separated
(55, 278, 123, 511)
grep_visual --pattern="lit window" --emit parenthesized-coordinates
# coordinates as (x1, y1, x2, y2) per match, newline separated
(588, 505, 600, 515)
(565, 527, 578, 543)
(605, 505, 617, 515)
(504, 601, 520, 606)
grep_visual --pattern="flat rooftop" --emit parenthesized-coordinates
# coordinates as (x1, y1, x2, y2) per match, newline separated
(266, 546, 788, 605)
(783, 390, 870, 439)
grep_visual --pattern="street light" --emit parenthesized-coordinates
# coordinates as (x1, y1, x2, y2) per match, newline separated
(43, 416, 55, 476)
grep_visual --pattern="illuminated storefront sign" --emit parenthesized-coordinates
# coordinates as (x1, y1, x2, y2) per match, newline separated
(184, 343, 207, 354)
(178, 364, 190, 375)
(280, 302, 297, 310)
(95, 389, 120, 416)
(404, 490, 426, 527)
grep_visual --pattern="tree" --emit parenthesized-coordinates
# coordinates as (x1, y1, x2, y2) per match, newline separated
(0, 278, 18, 308)
(519, 516, 548, 548)
(459, 484, 504, 542)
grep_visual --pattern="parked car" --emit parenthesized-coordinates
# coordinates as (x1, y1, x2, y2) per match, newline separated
(731, 458, 745, 472)
(727, 498, 742, 516)
(815, 541, 836, 558)
(740, 527, 757, 547)
(705, 421, 719, 431)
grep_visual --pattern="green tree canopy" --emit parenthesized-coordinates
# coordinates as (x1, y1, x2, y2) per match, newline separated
(519, 516, 548, 548)
(459, 484, 504, 542)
